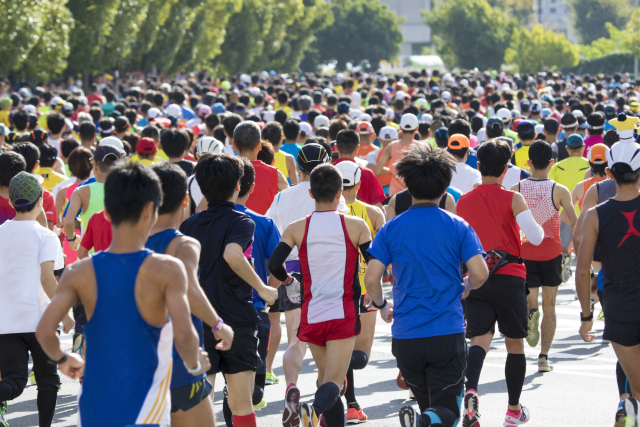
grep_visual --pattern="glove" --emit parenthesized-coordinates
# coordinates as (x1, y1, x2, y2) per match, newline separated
(283, 275, 301, 304)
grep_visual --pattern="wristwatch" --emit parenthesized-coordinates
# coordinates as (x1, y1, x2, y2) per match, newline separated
(66, 234, 77, 242)
(48, 353, 68, 366)
(213, 317, 224, 331)
(580, 311, 594, 322)
(372, 298, 388, 310)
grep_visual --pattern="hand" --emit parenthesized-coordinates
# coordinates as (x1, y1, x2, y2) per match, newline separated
(62, 314, 75, 334)
(213, 324, 234, 351)
(461, 277, 471, 300)
(579, 319, 595, 342)
(59, 353, 85, 380)
(363, 293, 378, 311)
(185, 348, 211, 376)
(259, 285, 278, 306)
(70, 235, 81, 252)
(283, 275, 301, 304)
(379, 300, 393, 323)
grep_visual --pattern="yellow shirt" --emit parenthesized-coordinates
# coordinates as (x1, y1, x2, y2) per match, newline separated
(514, 144, 531, 172)
(39, 167, 67, 191)
(549, 156, 590, 215)
(274, 151, 289, 179)
(347, 200, 376, 294)
(0, 111, 10, 128)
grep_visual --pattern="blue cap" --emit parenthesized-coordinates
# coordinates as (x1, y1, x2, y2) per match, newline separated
(212, 103, 225, 114)
(541, 108, 552, 119)
(566, 133, 585, 149)
(487, 117, 504, 131)
(517, 120, 535, 134)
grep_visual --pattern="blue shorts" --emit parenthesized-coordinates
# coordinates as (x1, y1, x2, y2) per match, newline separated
(171, 378, 212, 413)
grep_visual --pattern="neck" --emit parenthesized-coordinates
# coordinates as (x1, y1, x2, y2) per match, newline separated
(529, 169, 549, 179)
(13, 210, 40, 221)
(107, 224, 149, 254)
(0, 186, 8, 199)
(400, 135, 414, 145)
(285, 139, 296, 144)
(301, 173, 310, 183)
(546, 135, 557, 143)
(521, 139, 533, 146)
(236, 197, 249, 206)
(169, 156, 183, 162)
(150, 211, 182, 235)
(238, 150, 257, 161)
(81, 140, 94, 148)
(412, 195, 441, 205)
(338, 152, 355, 161)
(481, 175, 504, 185)
(614, 183, 640, 202)
(569, 151, 583, 158)
(51, 133, 62, 139)
(315, 201, 338, 211)
(343, 191, 358, 204)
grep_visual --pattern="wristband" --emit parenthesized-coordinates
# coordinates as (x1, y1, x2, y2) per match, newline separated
(580, 311, 594, 322)
(283, 275, 294, 286)
(213, 317, 224, 331)
(48, 353, 68, 366)
(66, 234, 77, 242)
(186, 359, 201, 375)
(372, 298, 387, 310)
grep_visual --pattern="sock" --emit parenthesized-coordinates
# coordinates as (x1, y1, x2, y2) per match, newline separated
(345, 368, 357, 406)
(312, 382, 340, 415)
(507, 407, 521, 416)
(322, 395, 345, 427)
(255, 373, 266, 390)
(421, 406, 457, 427)
(539, 353, 548, 360)
(465, 346, 486, 392)
(37, 390, 57, 427)
(617, 362, 630, 397)
(349, 350, 368, 370)
(505, 354, 526, 406)
(233, 413, 257, 427)
(347, 401, 361, 411)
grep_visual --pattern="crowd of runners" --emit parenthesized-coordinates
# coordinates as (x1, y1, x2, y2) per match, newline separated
(0, 68, 640, 427)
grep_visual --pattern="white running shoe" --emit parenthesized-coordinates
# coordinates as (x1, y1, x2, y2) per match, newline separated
(504, 404, 530, 426)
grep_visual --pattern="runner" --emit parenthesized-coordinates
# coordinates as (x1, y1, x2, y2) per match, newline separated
(375, 114, 421, 196)
(367, 126, 397, 196)
(35, 162, 206, 427)
(268, 163, 378, 427)
(512, 120, 536, 172)
(511, 141, 577, 373)
(447, 134, 481, 194)
(457, 139, 544, 427)
(572, 144, 609, 211)
(364, 145, 488, 427)
(335, 160, 385, 424)
(263, 121, 299, 185)
(281, 120, 302, 157)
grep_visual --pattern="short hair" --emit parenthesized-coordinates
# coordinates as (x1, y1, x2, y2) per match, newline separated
(262, 121, 283, 146)
(104, 162, 163, 226)
(310, 163, 343, 203)
(47, 112, 66, 134)
(329, 120, 347, 141)
(603, 129, 619, 148)
(335, 129, 360, 155)
(141, 125, 160, 142)
(68, 147, 93, 180)
(114, 116, 130, 132)
(205, 113, 220, 131)
(544, 118, 559, 134)
(528, 140, 553, 170)
(448, 118, 471, 138)
(151, 162, 188, 215)
(223, 114, 243, 139)
(476, 139, 512, 177)
(611, 165, 640, 185)
(283, 119, 300, 141)
(0, 152, 26, 187)
(160, 129, 190, 158)
(239, 157, 256, 198)
(12, 110, 29, 131)
(233, 121, 261, 152)
(94, 153, 118, 174)
(89, 107, 103, 122)
(39, 143, 58, 168)
(274, 110, 288, 125)
(213, 124, 226, 143)
(61, 137, 80, 158)
(12, 142, 40, 172)
(195, 153, 244, 204)
(396, 145, 456, 200)
(257, 141, 275, 166)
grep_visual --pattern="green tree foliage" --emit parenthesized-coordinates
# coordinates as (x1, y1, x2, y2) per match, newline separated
(568, 0, 629, 44)
(487, 0, 534, 26)
(578, 23, 631, 60)
(504, 24, 579, 73)
(307, 0, 403, 71)
(128, 0, 179, 69)
(624, 9, 640, 61)
(99, 0, 151, 71)
(426, 0, 513, 70)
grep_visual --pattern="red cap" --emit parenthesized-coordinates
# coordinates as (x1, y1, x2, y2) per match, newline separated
(136, 137, 157, 154)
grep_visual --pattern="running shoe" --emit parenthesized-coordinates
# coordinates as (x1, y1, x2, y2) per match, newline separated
(29, 371, 36, 385)
(253, 398, 267, 412)
(266, 371, 280, 385)
(346, 407, 368, 424)
(0, 401, 8, 427)
(503, 404, 530, 426)
(462, 390, 481, 427)
(526, 310, 540, 347)
(615, 398, 639, 427)
(597, 310, 605, 321)
(299, 402, 318, 427)
(562, 254, 572, 283)
(399, 406, 418, 427)
(537, 356, 554, 373)
(282, 384, 301, 427)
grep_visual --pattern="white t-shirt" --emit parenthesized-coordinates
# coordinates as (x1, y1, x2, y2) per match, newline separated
(367, 147, 382, 166)
(450, 162, 482, 194)
(0, 220, 64, 334)
(502, 165, 526, 191)
(187, 175, 205, 208)
(48, 138, 62, 155)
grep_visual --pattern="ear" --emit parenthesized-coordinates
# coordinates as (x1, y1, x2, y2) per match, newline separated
(606, 167, 614, 180)
(103, 209, 112, 223)
(235, 180, 241, 191)
(308, 188, 316, 200)
(183, 194, 189, 208)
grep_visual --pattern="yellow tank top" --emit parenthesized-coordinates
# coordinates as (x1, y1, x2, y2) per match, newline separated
(274, 151, 288, 179)
(347, 201, 376, 293)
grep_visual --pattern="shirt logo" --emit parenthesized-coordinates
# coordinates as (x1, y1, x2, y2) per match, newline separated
(618, 210, 640, 247)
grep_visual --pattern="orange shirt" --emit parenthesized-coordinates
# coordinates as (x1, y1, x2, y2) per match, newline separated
(357, 143, 377, 162)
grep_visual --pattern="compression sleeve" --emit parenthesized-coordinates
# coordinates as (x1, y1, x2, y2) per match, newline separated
(269, 242, 293, 282)
(516, 210, 544, 246)
(359, 241, 371, 264)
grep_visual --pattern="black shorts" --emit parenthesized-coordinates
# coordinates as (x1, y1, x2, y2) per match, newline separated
(603, 317, 640, 347)
(465, 274, 528, 339)
(204, 325, 261, 375)
(524, 255, 562, 288)
(171, 378, 212, 413)
(256, 311, 270, 375)
(392, 333, 467, 395)
(269, 273, 303, 312)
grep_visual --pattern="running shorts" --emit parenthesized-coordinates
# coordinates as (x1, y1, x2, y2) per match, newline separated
(171, 378, 212, 413)
(560, 221, 572, 248)
(297, 317, 360, 347)
(524, 255, 562, 288)
(204, 325, 261, 375)
(269, 273, 303, 312)
(465, 274, 528, 339)
(603, 317, 640, 347)
(256, 311, 270, 375)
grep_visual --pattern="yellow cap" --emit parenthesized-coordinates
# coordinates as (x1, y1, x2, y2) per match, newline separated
(609, 113, 639, 131)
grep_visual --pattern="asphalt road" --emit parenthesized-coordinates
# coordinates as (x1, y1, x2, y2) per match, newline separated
(6, 272, 620, 427)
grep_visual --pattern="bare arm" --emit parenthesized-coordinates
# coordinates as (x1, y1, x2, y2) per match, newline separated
(367, 205, 385, 231)
(465, 254, 489, 291)
(557, 184, 578, 231)
(55, 186, 66, 226)
(385, 195, 397, 221)
(576, 209, 598, 342)
(444, 193, 456, 214)
(63, 189, 83, 239)
(224, 243, 278, 305)
(573, 184, 598, 254)
(276, 170, 289, 192)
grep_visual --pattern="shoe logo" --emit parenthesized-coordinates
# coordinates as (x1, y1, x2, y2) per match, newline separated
(618, 210, 640, 247)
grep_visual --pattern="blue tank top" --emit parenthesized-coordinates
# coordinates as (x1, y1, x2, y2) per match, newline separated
(81, 250, 173, 426)
(146, 229, 205, 389)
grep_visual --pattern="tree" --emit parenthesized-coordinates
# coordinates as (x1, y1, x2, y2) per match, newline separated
(306, 0, 403, 71)
(426, 0, 514, 70)
(568, 0, 629, 44)
(625, 9, 640, 61)
(579, 23, 631, 60)
(487, 0, 534, 26)
(504, 24, 579, 73)
(128, 0, 179, 70)
(99, 0, 151, 71)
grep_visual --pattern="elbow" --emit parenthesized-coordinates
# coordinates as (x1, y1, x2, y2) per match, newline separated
(35, 321, 48, 344)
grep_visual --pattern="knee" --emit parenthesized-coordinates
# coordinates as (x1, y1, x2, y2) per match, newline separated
(349, 350, 368, 370)
(0, 379, 26, 400)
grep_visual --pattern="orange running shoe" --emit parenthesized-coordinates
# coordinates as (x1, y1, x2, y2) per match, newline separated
(346, 407, 368, 424)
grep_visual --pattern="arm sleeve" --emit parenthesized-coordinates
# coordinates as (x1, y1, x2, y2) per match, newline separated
(359, 241, 371, 264)
(268, 242, 293, 282)
(516, 210, 545, 246)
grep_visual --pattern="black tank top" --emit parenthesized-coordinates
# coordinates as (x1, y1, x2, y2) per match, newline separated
(596, 195, 640, 323)
(556, 140, 569, 161)
(395, 189, 447, 216)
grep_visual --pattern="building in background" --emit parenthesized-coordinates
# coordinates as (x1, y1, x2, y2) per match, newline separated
(536, 0, 577, 43)
(379, 0, 431, 58)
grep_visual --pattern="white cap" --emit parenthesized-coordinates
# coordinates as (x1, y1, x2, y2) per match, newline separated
(78, 96, 88, 105)
(263, 110, 276, 122)
(535, 124, 545, 135)
(99, 136, 125, 154)
(314, 115, 330, 129)
(196, 136, 224, 157)
(572, 109, 584, 117)
(395, 91, 407, 100)
(351, 91, 361, 107)
(336, 161, 361, 186)
(379, 126, 398, 141)
(460, 79, 469, 87)
(323, 88, 333, 97)
(249, 87, 261, 96)
(441, 91, 451, 101)
(62, 102, 74, 112)
(420, 113, 433, 124)
(400, 113, 419, 131)
(50, 96, 63, 106)
(496, 108, 512, 123)
(349, 109, 362, 119)
(147, 107, 162, 119)
(22, 104, 36, 115)
(77, 112, 93, 124)
(359, 113, 372, 123)
(385, 108, 395, 119)
(475, 86, 485, 96)
(415, 98, 428, 109)
(607, 142, 640, 172)
(298, 121, 313, 136)
(166, 103, 182, 118)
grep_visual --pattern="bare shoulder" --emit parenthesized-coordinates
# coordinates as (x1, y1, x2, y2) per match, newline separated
(343, 214, 369, 232)
(62, 256, 96, 283)
(143, 253, 186, 280)
(365, 204, 384, 221)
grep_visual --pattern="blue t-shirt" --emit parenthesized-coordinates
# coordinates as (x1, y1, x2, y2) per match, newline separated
(280, 142, 301, 158)
(368, 203, 485, 339)
(236, 205, 281, 311)
(181, 106, 196, 121)
(465, 148, 478, 170)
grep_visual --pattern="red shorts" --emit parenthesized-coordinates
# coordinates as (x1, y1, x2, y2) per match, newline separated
(297, 317, 361, 347)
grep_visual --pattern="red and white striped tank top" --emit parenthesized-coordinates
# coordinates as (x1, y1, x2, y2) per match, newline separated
(299, 211, 360, 325)
(520, 178, 561, 261)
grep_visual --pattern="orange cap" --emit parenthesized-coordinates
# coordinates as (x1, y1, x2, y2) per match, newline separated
(589, 143, 609, 164)
(448, 134, 470, 149)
